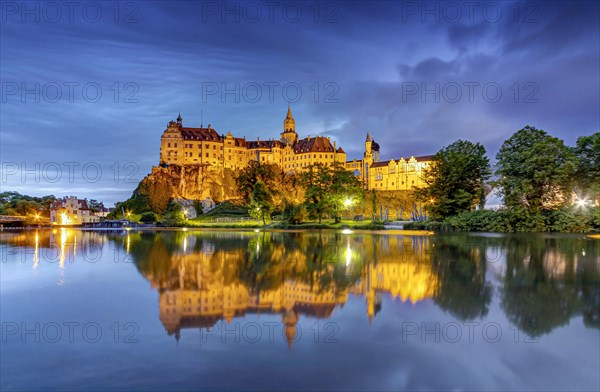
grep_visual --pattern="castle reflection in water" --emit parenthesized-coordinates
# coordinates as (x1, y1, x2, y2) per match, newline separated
(2, 229, 598, 344)
(152, 233, 439, 343)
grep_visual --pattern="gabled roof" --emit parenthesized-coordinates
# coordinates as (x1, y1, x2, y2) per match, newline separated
(179, 127, 222, 141)
(370, 155, 434, 168)
(233, 137, 247, 147)
(247, 139, 283, 149)
(50, 197, 90, 210)
(337, 146, 345, 154)
(293, 136, 335, 154)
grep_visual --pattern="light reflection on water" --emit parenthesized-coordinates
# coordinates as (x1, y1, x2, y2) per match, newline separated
(1, 229, 599, 391)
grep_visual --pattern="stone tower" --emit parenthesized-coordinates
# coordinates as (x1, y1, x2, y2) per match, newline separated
(280, 104, 298, 146)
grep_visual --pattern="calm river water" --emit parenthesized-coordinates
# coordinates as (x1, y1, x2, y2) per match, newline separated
(1, 229, 599, 391)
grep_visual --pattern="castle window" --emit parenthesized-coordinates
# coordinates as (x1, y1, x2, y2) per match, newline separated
(168, 143, 171, 148)
(206, 153, 209, 157)
(213, 145, 216, 150)
(174, 143, 178, 147)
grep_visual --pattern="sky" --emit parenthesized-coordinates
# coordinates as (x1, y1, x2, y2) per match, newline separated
(1, 0, 599, 205)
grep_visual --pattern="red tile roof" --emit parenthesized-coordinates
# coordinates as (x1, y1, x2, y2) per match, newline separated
(179, 127, 223, 141)
(246, 140, 283, 149)
(293, 136, 335, 154)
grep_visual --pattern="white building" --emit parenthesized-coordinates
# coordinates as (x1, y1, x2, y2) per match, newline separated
(50, 196, 99, 225)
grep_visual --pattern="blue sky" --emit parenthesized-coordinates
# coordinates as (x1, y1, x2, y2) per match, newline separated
(1, 0, 598, 205)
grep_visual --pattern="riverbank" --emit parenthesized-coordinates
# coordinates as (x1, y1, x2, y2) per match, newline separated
(185, 219, 386, 230)
(404, 207, 600, 234)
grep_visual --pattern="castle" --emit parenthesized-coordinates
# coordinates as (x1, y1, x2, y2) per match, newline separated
(159, 106, 433, 191)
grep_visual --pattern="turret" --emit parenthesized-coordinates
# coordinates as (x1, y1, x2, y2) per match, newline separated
(176, 112, 183, 127)
(280, 104, 298, 146)
(365, 132, 372, 154)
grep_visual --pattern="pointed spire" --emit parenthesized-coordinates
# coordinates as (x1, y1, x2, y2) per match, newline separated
(286, 103, 293, 119)
(365, 132, 371, 142)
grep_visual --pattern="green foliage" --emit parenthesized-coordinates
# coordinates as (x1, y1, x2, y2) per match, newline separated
(573, 132, 600, 196)
(236, 161, 304, 211)
(0, 191, 55, 217)
(496, 126, 577, 211)
(192, 200, 204, 216)
(301, 163, 363, 223)
(248, 181, 273, 225)
(415, 139, 491, 220)
(195, 201, 249, 220)
(413, 206, 600, 233)
(162, 200, 186, 227)
(282, 202, 306, 224)
(88, 199, 104, 212)
(236, 161, 279, 201)
(140, 211, 158, 223)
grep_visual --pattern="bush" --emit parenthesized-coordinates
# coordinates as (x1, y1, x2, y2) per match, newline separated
(449, 207, 598, 233)
(162, 200, 186, 227)
(404, 206, 599, 233)
(282, 203, 306, 224)
(140, 212, 157, 223)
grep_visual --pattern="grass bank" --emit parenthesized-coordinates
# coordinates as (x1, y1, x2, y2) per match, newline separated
(403, 207, 600, 233)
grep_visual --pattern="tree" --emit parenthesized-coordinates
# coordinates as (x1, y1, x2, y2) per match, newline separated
(282, 202, 306, 224)
(248, 181, 273, 225)
(0, 192, 56, 217)
(301, 163, 363, 223)
(162, 200, 186, 226)
(140, 211, 157, 223)
(574, 132, 600, 197)
(236, 161, 278, 201)
(496, 126, 576, 212)
(415, 140, 491, 220)
(88, 199, 105, 212)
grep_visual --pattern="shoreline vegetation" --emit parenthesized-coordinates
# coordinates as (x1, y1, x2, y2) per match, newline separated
(3, 128, 598, 234)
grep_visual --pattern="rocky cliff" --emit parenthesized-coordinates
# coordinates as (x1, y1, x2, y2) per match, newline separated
(134, 164, 241, 213)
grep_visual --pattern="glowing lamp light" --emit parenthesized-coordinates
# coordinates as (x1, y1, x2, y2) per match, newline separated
(182, 227, 188, 232)
(342, 229, 352, 235)
(344, 198, 352, 207)
(576, 198, 587, 208)
(60, 212, 71, 225)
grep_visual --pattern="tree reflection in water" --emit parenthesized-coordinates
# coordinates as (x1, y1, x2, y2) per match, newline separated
(2, 229, 597, 342)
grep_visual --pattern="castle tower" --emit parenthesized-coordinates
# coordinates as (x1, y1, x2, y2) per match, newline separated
(283, 310, 298, 350)
(365, 132, 372, 158)
(281, 104, 298, 146)
(176, 112, 183, 127)
(371, 138, 380, 163)
(363, 132, 374, 187)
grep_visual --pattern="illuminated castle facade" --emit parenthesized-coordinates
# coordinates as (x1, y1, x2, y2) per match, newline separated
(159, 106, 433, 191)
